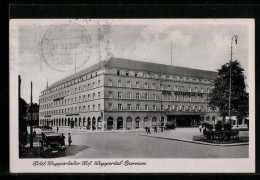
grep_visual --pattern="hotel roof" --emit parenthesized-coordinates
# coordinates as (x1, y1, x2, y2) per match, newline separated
(47, 57, 218, 90)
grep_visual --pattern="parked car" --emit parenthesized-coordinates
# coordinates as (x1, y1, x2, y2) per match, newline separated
(40, 133, 65, 158)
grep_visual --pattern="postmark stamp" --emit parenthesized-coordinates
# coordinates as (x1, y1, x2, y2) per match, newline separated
(39, 23, 92, 72)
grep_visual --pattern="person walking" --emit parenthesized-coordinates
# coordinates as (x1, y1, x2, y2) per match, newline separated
(145, 126, 148, 134)
(199, 125, 202, 133)
(60, 133, 65, 146)
(154, 126, 157, 133)
(148, 127, 151, 134)
(57, 126, 59, 132)
(68, 133, 72, 146)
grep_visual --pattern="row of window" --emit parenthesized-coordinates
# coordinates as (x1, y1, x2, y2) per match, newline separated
(114, 92, 208, 102)
(40, 92, 101, 109)
(41, 71, 100, 96)
(40, 80, 101, 103)
(41, 103, 209, 116)
(114, 103, 207, 112)
(108, 80, 210, 92)
(40, 90, 209, 110)
(116, 70, 213, 84)
(40, 104, 101, 116)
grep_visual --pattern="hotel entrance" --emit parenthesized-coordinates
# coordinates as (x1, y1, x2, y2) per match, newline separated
(167, 115, 202, 127)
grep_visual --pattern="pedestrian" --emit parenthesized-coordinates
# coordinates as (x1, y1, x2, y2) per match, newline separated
(145, 126, 148, 134)
(57, 126, 59, 132)
(154, 126, 157, 133)
(161, 125, 164, 132)
(68, 133, 72, 146)
(60, 133, 65, 146)
(148, 127, 151, 134)
(199, 125, 202, 133)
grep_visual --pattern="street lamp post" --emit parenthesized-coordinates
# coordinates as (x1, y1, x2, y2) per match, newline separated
(228, 35, 238, 125)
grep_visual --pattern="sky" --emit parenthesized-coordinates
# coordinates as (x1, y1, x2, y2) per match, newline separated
(10, 19, 252, 104)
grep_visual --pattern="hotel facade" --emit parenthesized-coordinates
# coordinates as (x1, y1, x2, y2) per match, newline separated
(39, 58, 219, 131)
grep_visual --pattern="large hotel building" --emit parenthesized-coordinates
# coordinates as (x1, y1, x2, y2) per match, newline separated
(39, 58, 219, 131)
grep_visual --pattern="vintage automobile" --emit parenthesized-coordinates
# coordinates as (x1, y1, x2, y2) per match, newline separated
(40, 133, 66, 158)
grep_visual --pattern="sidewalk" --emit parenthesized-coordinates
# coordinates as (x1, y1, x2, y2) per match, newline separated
(57, 127, 144, 134)
(138, 128, 249, 146)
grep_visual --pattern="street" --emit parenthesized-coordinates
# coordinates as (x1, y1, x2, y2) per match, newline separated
(54, 128, 249, 159)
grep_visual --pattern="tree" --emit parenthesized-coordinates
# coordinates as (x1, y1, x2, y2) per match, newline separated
(209, 60, 249, 122)
(19, 97, 28, 119)
(19, 97, 28, 146)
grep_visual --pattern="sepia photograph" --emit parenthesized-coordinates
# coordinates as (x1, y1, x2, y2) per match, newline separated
(9, 19, 255, 173)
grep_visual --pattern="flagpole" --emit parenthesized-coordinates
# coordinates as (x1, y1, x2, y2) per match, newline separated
(171, 40, 172, 66)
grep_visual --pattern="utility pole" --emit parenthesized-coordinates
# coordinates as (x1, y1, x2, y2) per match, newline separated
(228, 35, 238, 125)
(30, 81, 33, 148)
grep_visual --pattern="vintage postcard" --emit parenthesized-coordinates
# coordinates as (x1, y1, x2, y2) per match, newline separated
(9, 19, 255, 173)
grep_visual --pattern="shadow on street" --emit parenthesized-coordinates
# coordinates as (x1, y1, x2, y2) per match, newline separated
(64, 145, 90, 157)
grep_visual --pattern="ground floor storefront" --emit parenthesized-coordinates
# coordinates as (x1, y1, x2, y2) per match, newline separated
(39, 112, 103, 131)
(103, 112, 166, 130)
(39, 111, 218, 131)
(167, 115, 202, 127)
